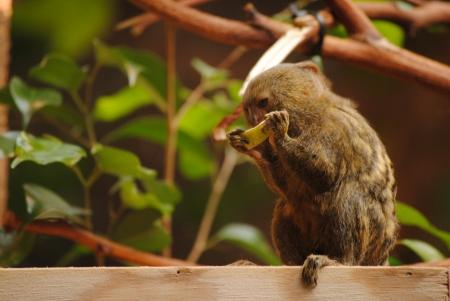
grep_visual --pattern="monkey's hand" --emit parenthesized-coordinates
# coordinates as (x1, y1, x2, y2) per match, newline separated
(228, 129, 262, 160)
(265, 110, 289, 140)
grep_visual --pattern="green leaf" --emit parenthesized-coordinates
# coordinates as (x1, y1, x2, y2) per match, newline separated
(119, 178, 174, 215)
(102, 116, 167, 144)
(12, 132, 86, 168)
(24, 183, 88, 223)
(41, 105, 84, 129)
(0, 87, 14, 106)
(209, 223, 282, 265)
(13, 0, 115, 56)
(179, 100, 231, 139)
(0, 131, 19, 159)
(328, 24, 348, 38)
(328, 20, 405, 47)
(92, 144, 155, 180)
(191, 58, 228, 90)
(94, 79, 165, 122)
(105, 116, 215, 180)
(397, 202, 450, 249)
(388, 256, 402, 266)
(178, 140, 214, 180)
(29, 53, 86, 92)
(150, 181, 181, 206)
(115, 218, 171, 253)
(10, 77, 62, 128)
(94, 40, 166, 92)
(373, 20, 405, 47)
(400, 239, 445, 262)
(56, 244, 91, 267)
(226, 79, 243, 103)
(0, 230, 35, 267)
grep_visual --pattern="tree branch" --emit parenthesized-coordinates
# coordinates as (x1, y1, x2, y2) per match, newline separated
(118, 0, 210, 35)
(187, 148, 238, 263)
(326, 0, 382, 40)
(359, 1, 450, 32)
(0, 0, 12, 227)
(4, 212, 192, 266)
(133, 0, 450, 93)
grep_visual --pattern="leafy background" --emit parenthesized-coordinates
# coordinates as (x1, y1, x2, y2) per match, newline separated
(1, 0, 449, 266)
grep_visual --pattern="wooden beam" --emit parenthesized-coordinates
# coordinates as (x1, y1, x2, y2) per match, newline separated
(0, 266, 448, 300)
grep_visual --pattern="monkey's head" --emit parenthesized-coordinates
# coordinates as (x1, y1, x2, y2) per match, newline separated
(242, 62, 330, 126)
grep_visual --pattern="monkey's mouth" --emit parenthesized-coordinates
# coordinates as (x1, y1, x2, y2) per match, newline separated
(249, 109, 268, 126)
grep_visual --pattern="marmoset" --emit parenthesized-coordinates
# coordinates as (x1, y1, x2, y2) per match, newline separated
(228, 62, 399, 288)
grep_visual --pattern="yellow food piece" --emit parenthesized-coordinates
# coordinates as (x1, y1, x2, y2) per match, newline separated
(241, 119, 269, 150)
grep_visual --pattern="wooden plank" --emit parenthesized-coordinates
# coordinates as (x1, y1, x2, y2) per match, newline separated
(0, 266, 448, 301)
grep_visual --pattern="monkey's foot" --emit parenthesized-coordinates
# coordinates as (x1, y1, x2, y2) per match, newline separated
(301, 254, 338, 288)
(228, 259, 258, 266)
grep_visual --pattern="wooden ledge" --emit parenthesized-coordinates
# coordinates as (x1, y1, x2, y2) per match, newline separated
(0, 266, 448, 300)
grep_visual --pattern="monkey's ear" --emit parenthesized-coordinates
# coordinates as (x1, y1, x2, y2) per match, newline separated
(295, 61, 321, 73)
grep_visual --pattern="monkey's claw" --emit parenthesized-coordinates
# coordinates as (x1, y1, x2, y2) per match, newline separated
(228, 129, 250, 152)
(265, 110, 289, 138)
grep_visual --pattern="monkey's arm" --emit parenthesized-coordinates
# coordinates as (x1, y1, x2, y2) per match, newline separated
(266, 111, 339, 192)
(228, 131, 289, 199)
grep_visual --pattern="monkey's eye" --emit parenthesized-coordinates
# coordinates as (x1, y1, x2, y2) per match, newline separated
(257, 98, 268, 108)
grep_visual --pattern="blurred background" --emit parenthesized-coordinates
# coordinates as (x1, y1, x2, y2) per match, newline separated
(3, 0, 450, 267)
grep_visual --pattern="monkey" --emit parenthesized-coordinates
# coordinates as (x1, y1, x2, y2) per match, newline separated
(228, 62, 399, 288)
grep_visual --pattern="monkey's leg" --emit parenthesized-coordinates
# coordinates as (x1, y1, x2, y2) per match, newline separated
(301, 254, 339, 288)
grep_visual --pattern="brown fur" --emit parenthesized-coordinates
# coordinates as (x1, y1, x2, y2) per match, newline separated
(229, 62, 399, 287)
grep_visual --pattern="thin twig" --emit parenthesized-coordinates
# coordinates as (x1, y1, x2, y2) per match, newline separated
(38, 114, 90, 148)
(162, 21, 177, 257)
(173, 46, 247, 127)
(359, 1, 450, 33)
(4, 212, 193, 266)
(85, 62, 101, 109)
(187, 148, 238, 263)
(118, 0, 211, 35)
(70, 92, 97, 147)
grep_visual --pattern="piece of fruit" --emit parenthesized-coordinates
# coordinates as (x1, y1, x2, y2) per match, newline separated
(231, 119, 269, 150)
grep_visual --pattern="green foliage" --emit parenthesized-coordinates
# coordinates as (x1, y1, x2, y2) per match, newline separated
(399, 239, 445, 262)
(397, 202, 450, 249)
(209, 223, 282, 265)
(329, 21, 405, 47)
(114, 215, 171, 253)
(0, 131, 19, 159)
(104, 116, 215, 180)
(191, 58, 228, 90)
(372, 20, 405, 47)
(94, 80, 165, 122)
(92, 144, 155, 180)
(24, 183, 88, 224)
(10, 77, 62, 128)
(13, 0, 115, 56)
(94, 40, 166, 91)
(30, 54, 86, 93)
(12, 133, 86, 168)
(0, 231, 35, 267)
(118, 178, 179, 216)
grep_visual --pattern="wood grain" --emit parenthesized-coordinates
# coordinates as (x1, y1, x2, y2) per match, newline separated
(0, 266, 448, 300)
